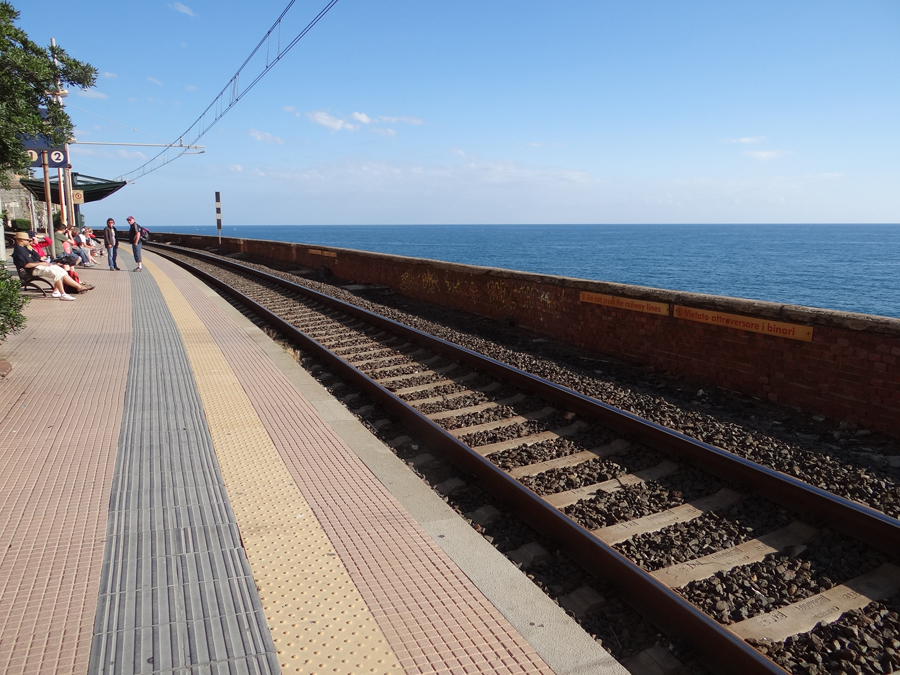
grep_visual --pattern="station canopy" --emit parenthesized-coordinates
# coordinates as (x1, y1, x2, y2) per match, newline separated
(20, 173, 127, 204)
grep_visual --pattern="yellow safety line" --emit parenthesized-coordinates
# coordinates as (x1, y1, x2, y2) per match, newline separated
(145, 259, 402, 675)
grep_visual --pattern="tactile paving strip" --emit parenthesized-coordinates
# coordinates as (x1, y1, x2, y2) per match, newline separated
(88, 262, 279, 674)
(146, 259, 402, 675)
(150, 254, 555, 675)
(0, 265, 131, 674)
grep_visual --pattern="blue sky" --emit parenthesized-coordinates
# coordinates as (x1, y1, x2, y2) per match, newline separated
(17, 1, 900, 226)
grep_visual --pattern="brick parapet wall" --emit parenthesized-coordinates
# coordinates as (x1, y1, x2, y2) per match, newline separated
(159, 234, 900, 435)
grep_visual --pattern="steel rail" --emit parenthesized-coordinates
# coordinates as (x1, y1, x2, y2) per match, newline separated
(149, 243, 896, 674)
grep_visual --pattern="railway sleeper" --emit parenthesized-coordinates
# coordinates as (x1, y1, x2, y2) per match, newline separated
(409, 381, 504, 406)
(425, 393, 528, 421)
(508, 438, 632, 479)
(472, 421, 589, 456)
(365, 352, 440, 376)
(391, 372, 478, 394)
(730, 562, 900, 644)
(375, 362, 462, 386)
(593, 488, 742, 545)
(544, 460, 680, 509)
(651, 521, 820, 589)
(449, 405, 557, 438)
(348, 348, 421, 368)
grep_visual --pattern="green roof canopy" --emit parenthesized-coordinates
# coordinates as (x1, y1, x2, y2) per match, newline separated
(20, 173, 127, 204)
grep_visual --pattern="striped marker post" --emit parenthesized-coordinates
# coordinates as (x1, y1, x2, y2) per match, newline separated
(215, 191, 222, 243)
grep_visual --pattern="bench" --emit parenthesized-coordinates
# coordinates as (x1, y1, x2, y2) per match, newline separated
(16, 266, 55, 297)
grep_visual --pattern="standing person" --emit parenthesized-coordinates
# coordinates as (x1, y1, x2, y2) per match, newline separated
(104, 218, 120, 271)
(127, 215, 143, 272)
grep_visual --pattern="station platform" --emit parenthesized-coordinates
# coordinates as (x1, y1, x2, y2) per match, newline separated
(0, 249, 625, 675)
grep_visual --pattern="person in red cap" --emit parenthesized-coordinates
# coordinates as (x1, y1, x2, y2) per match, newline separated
(126, 215, 143, 271)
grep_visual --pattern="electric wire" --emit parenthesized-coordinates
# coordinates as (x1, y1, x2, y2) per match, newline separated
(117, 0, 340, 182)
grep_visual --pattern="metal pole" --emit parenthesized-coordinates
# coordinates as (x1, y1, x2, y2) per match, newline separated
(57, 167, 68, 229)
(27, 196, 39, 234)
(42, 151, 55, 258)
(65, 165, 76, 229)
(215, 191, 222, 244)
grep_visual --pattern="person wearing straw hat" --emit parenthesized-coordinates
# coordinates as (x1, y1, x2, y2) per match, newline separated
(11, 232, 94, 301)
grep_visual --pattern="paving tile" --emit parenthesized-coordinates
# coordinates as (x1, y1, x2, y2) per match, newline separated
(153, 254, 556, 674)
(0, 265, 131, 674)
(86, 257, 278, 675)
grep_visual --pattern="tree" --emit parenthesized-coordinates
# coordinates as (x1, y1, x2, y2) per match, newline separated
(0, 265, 27, 341)
(0, 2, 97, 186)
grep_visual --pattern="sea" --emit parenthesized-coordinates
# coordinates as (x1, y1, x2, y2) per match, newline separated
(158, 224, 900, 319)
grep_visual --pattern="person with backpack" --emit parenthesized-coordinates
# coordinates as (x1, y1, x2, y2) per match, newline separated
(126, 215, 147, 272)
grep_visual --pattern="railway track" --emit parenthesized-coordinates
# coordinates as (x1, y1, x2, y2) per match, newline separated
(150, 243, 900, 675)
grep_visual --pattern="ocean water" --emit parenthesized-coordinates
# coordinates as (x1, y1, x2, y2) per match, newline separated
(159, 224, 900, 319)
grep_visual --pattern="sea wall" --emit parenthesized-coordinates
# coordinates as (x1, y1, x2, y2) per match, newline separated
(157, 233, 900, 436)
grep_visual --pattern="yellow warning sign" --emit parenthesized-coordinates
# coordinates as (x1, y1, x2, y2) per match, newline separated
(71, 190, 85, 204)
(580, 291, 669, 316)
(673, 306, 814, 342)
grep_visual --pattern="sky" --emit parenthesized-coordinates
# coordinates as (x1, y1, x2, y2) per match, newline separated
(15, 0, 900, 227)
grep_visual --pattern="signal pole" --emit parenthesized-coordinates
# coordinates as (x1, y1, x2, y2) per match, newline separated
(215, 191, 222, 244)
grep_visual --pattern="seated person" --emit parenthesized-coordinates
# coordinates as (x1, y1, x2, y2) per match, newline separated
(68, 226, 95, 266)
(27, 231, 49, 258)
(75, 228, 99, 264)
(12, 232, 94, 300)
(53, 225, 90, 266)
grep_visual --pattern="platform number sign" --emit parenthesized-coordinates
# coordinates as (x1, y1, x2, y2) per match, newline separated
(25, 148, 68, 168)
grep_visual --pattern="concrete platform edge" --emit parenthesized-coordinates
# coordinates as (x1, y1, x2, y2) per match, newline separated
(175, 263, 628, 675)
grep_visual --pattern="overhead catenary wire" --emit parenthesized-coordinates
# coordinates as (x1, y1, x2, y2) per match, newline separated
(117, 0, 341, 182)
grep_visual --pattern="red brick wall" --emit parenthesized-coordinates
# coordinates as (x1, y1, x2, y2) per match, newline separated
(159, 234, 900, 435)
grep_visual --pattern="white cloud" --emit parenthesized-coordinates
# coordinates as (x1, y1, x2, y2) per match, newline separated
(102, 72, 117, 79)
(170, 2, 194, 17)
(745, 150, 789, 161)
(69, 145, 100, 156)
(351, 112, 371, 124)
(77, 89, 107, 99)
(117, 149, 146, 160)
(228, 164, 243, 172)
(186, 84, 197, 91)
(379, 115, 424, 125)
(305, 111, 359, 131)
(283, 106, 295, 112)
(371, 128, 396, 137)
(128, 97, 138, 102)
(249, 129, 284, 144)
(148, 77, 162, 86)
(728, 136, 767, 144)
